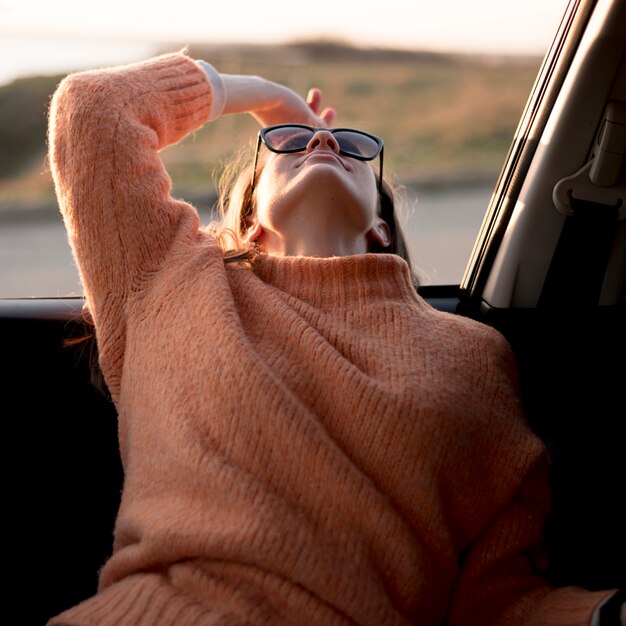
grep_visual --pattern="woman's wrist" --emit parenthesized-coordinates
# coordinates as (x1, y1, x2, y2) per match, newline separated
(218, 74, 274, 116)
(192, 64, 286, 122)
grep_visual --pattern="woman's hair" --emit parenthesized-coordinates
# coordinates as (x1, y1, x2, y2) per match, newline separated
(64, 305, 110, 399)
(208, 143, 421, 290)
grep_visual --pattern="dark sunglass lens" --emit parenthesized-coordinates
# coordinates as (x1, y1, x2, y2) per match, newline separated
(265, 127, 313, 151)
(333, 131, 380, 158)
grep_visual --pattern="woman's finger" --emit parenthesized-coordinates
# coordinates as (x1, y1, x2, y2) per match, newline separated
(306, 88, 321, 114)
(320, 107, 336, 125)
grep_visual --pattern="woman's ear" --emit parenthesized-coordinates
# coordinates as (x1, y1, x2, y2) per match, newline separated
(243, 221, 264, 244)
(367, 218, 391, 249)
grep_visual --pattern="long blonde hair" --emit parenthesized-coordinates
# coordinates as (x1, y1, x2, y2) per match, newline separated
(207, 144, 258, 262)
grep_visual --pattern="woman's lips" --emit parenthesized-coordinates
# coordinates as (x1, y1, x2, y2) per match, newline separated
(298, 151, 348, 170)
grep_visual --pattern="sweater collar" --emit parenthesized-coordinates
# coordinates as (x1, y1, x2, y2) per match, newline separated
(250, 253, 418, 308)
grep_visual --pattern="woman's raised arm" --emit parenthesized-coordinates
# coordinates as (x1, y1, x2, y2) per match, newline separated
(217, 72, 335, 127)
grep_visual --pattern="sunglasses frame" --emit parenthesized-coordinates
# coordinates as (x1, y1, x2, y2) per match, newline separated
(250, 123, 385, 198)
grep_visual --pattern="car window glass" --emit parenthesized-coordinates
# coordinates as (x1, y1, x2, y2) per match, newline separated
(0, 0, 568, 297)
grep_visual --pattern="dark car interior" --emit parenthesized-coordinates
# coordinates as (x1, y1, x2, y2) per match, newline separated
(2, 0, 624, 624)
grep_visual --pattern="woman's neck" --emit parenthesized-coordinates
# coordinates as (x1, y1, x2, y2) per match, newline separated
(259, 229, 369, 258)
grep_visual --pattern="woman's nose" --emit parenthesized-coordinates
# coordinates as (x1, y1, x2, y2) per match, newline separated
(307, 130, 340, 153)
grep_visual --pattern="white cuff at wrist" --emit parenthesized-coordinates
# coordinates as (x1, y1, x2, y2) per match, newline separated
(195, 60, 226, 121)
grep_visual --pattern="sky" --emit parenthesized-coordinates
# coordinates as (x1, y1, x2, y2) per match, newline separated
(0, 0, 570, 86)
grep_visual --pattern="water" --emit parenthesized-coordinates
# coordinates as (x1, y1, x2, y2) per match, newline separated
(0, 184, 494, 298)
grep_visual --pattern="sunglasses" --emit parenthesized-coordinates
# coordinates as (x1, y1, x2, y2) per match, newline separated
(250, 123, 385, 197)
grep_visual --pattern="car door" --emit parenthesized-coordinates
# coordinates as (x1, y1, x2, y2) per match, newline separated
(458, 0, 625, 592)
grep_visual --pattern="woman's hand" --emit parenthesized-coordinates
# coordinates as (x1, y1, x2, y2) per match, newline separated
(220, 74, 336, 128)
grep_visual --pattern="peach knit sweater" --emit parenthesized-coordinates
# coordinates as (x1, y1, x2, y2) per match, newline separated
(46, 53, 610, 626)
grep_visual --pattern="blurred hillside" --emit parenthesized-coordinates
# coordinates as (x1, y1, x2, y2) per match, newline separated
(0, 40, 541, 214)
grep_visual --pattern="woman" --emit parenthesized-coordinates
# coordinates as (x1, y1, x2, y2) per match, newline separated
(46, 51, 622, 626)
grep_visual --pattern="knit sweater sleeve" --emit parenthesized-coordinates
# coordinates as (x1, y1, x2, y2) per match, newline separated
(47, 52, 221, 392)
(447, 328, 614, 626)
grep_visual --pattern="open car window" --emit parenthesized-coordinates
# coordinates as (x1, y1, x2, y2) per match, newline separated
(0, 0, 569, 297)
